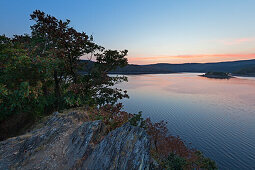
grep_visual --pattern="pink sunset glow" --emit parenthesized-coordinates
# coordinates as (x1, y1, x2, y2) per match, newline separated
(221, 38, 255, 45)
(128, 53, 255, 64)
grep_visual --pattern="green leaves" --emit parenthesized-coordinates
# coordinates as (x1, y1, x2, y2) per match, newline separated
(0, 34, 56, 121)
(129, 112, 145, 127)
(95, 49, 128, 72)
(163, 153, 187, 170)
(0, 11, 129, 140)
(19, 82, 30, 97)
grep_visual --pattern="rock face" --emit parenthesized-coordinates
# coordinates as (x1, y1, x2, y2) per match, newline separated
(0, 111, 150, 170)
(82, 123, 151, 170)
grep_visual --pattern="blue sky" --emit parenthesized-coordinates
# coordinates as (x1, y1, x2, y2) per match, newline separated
(1, 0, 255, 64)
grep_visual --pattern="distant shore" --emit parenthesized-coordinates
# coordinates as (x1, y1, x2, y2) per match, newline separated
(114, 72, 255, 78)
(80, 71, 255, 77)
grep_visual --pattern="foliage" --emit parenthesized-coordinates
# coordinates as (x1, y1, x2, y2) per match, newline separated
(65, 49, 129, 107)
(145, 117, 217, 169)
(0, 35, 54, 121)
(162, 153, 187, 170)
(88, 103, 132, 133)
(205, 72, 230, 76)
(0, 11, 128, 139)
(129, 111, 146, 127)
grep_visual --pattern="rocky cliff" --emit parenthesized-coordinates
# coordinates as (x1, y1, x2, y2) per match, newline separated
(0, 111, 151, 170)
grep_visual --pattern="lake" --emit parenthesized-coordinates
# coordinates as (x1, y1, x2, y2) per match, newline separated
(117, 73, 255, 170)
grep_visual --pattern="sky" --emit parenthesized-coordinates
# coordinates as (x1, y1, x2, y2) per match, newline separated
(1, 0, 255, 64)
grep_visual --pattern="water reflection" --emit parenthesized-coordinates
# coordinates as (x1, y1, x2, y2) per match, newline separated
(117, 73, 255, 170)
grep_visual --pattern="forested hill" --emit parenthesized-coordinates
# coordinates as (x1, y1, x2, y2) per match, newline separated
(106, 59, 255, 74)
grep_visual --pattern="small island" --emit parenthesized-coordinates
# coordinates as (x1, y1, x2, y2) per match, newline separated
(200, 72, 234, 79)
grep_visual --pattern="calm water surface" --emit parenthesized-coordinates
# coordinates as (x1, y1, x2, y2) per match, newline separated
(117, 73, 255, 170)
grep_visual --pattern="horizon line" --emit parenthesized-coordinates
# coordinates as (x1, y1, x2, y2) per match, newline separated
(128, 58, 255, 65)
(128, 53, 255, 65)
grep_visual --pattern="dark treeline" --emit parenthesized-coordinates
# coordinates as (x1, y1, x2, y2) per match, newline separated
(108, 59, 255, 74)
(234, 65, 255, 75)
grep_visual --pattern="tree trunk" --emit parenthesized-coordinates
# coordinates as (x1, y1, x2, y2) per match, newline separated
(54, 70, 60, 110)
(71, 67, 77, 83)
(68, 55, 77, 83)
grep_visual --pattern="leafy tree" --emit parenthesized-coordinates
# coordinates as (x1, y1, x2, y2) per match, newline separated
(0, 10, 129, 140)
(28, 10, 128, 109)
(29, 10, 99, 108)
(0, 34, 54, 120)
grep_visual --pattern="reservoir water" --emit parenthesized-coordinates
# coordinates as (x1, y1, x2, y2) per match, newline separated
(117, 73, 255, 170)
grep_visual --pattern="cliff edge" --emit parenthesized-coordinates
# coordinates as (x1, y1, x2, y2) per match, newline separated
(0, 111, 151, 170)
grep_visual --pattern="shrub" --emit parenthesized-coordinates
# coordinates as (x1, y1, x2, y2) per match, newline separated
(88, 103, 132, 133)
